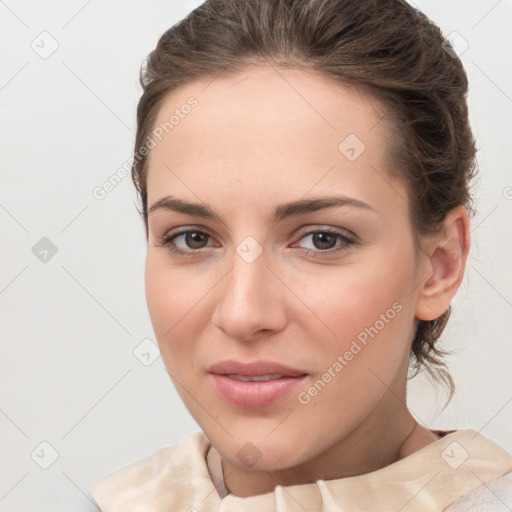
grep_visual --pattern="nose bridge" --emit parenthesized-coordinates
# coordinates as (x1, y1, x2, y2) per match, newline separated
(223, 228, 269, 294)
(224, 241, 270, 309)
(212, 238, 285, 340)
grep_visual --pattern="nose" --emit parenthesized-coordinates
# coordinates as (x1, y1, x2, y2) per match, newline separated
(210, 248, 288, 342)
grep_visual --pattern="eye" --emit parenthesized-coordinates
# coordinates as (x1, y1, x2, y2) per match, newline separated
(156, 228, 214, 258)
(293, 228, 357, 257)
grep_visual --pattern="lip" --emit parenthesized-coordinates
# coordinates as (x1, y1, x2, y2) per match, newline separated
(207, 359, 308, 408)
(207, 359, 307, 377)
(208, 373, 308, 408)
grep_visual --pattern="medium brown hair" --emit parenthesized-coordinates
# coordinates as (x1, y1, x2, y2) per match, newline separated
(131, 0, 477, 403)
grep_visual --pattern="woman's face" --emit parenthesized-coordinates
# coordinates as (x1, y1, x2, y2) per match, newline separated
(144, 65, 428, 471)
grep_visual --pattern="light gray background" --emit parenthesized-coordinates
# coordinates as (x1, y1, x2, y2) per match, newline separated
(1, 1, 511, 510)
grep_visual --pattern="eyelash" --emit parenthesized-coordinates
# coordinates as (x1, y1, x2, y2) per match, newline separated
(156, 227, 357, 258)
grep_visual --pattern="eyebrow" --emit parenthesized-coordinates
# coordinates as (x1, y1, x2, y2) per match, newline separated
(148, 194, 376, 223)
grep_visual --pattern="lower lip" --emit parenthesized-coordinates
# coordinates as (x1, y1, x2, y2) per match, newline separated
(208, 373, 307, 408)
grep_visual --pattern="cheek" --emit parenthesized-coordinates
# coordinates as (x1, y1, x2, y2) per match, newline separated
(144, 255, 216, 372)
(144, 257, 194, 347)
(301, 262, 411, 336)
(145, 261, 172, 337)
(299, 251, 416, 375)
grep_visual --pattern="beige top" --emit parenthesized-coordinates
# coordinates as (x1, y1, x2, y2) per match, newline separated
(91, 429, 512, 511)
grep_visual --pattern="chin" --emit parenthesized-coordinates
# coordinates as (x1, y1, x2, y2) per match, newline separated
(212, 427, 313, 472)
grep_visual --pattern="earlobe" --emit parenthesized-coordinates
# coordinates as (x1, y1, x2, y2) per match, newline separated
(415, 206, 470, 321)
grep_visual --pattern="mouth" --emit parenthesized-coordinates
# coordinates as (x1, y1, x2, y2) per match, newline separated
(206, 359, 309, 408)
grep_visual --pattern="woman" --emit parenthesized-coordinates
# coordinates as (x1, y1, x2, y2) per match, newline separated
(91, 0, 512, 510)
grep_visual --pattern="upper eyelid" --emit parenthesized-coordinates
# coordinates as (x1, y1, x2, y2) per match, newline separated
(164, 224, 355, 236)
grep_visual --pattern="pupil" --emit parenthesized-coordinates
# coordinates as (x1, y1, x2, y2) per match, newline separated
(187, 232, 207, 249)
(313, 232, 335, 250)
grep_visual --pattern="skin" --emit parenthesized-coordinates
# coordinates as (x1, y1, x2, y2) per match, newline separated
(143, 63, 470, 498)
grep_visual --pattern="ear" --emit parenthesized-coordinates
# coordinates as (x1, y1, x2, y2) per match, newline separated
(415, 205, 470, 322)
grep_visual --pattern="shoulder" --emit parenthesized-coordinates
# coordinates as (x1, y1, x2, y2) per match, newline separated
(445, 469, 512, 511)
(90, 431, 210, 511)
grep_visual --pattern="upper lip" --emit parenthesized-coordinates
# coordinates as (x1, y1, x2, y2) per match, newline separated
(207, 359, 307, 377)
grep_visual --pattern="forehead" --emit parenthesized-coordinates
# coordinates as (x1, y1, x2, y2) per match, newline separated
(146, 64, 404, 214)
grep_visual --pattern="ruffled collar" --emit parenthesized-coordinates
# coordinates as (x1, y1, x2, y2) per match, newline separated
(91, 429, 512, 511)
